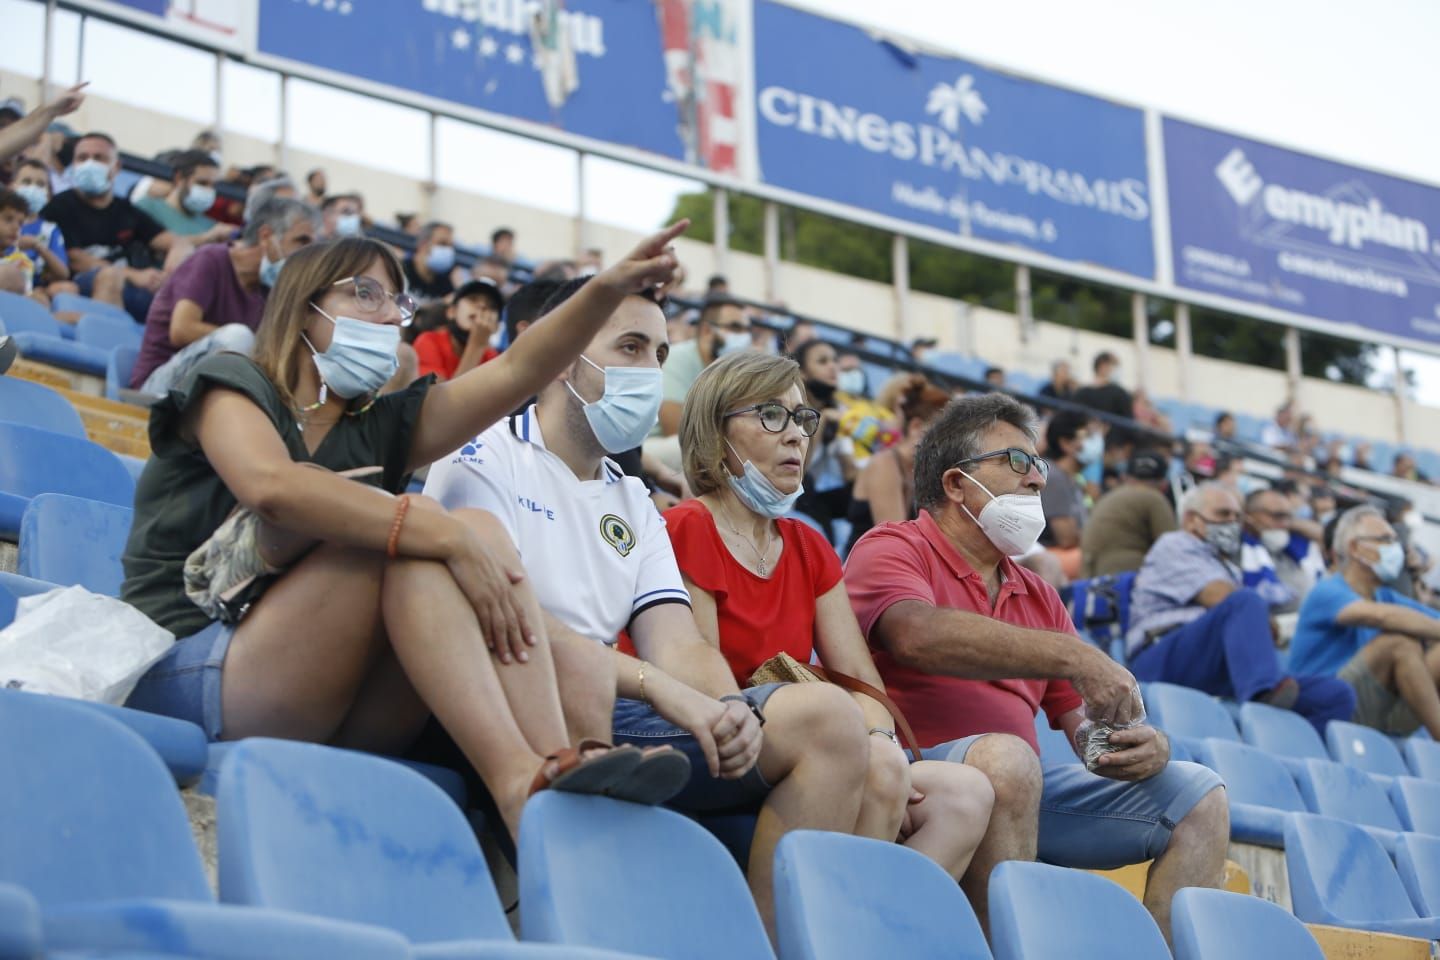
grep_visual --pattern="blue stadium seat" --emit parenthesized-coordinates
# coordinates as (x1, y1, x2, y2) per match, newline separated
(18, 493, 133, 596)
(201, 739, 467, 808)
(1403, 738, 1440, 781)
(106, 343, 140, 401)
(520, 792, 774, 960)
(1188, 739, 1305, 847)
(1006, 370, 1043, 394)
(1293, 759, 1403, 853)
(1284, 813, 1440, 938)
(1394, 832, 1440, 916)
(773, 830, 990, 960)
(0, 422, 135, 535)
(0, 882, 41, 960)
(1067, 572, 1134, 662)
(1171, 887, 1323, 960)
(0, 376, 86, 438)
(0, 689, 410, 959)
(0, 570, 55, 629)
(922, 352, 990, 383)
(1238, 701, 1329, 774)
(1387, 776, 1440, 835)
(1143, 683, 1241, 750)
(693, 812, 758, 868)
(52, 292, 132, 323)
(0, 301, 112, 376)
(1326, 720, 1409, 779)
(75, 311, 143, 353)
(988, 861, 1168, 960)
(1034, 712, 1079, 767)
(216, 738, 637, 959)
(0, 290, 60, 337)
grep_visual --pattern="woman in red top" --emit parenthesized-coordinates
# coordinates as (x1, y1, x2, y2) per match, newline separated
(671, 351, 993, 883)
(413, 278, 502, 380)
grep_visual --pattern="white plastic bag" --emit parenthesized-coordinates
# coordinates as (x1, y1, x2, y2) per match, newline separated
(0, 586, 174, 704)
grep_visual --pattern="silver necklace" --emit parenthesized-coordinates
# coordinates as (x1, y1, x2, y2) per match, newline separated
(720, 501, 775, 576)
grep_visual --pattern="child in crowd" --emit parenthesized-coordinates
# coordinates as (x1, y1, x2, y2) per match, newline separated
(8, 157, 72, 303)
(413, 278, 504, 381)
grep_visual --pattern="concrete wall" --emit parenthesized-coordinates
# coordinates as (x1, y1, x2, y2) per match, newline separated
(8, 68, 1432, 446)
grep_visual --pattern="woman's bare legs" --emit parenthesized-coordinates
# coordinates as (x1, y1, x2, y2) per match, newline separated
(901, 761, 994, 881)
(853, 735, 910, 843)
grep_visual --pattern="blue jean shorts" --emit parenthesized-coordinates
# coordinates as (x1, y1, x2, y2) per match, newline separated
(125, 620, 233, 741)
(612, 682, 782, 814)
(924, 733, 1224, 869)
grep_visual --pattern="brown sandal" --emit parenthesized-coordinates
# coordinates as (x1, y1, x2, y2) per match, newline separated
(529, 739, 643, 798)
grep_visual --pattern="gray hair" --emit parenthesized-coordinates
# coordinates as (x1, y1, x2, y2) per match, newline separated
(1334, 504, 1386, 561)
(242, 175, 296, 223)
(241, 197, 320, 246)
(914, 393, 1038, 510)
(1179, 482, 1236, 518)
(417, 220, 452, 246)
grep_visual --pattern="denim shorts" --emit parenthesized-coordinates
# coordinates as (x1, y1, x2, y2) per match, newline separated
(612, 682, 782, 814)
(924, 733, 1224, 870)
(124, 620, 233, 741)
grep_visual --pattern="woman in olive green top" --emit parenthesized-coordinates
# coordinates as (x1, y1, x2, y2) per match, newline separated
(121, 225, 690, 839)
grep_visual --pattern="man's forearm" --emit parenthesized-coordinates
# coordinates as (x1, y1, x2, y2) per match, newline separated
(641, 637, 741, 700)
(881, 602, 1094, 682)
(1379, 605, 1440, 642)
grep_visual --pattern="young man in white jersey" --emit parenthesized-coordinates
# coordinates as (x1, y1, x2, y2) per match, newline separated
(424, 277, 871, 932)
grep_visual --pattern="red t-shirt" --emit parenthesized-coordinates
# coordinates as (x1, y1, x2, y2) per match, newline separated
(413, 329, 498, 381)
(845, 510, 1084, 752)
(664, 499, 843, 686)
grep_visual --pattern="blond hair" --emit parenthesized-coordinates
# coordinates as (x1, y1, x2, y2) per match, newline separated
(680, 351, 805, 497)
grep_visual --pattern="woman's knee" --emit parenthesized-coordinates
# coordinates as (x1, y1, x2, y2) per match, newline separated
(917, 760, 995, 823)
(766, 682, 868, 763)
(862, 739, 912, 812)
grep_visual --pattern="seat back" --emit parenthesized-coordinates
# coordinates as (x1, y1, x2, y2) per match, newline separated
(1388, 776, 1440, 835)
(106, 344, 140, 401)
(1284, 813, 1418, 926)
(773, 831, 991, 960)
(0, 290, 61, 336)
(1403, 737, 1440, 781)
(217, 738, 507, 944)
(0, 689, 212, 907)
(19, 494, 133, 596)
(1192, 739, 1306, 811)
(1144, 682, 1242, 743)
(1296, 758, 1404, 831)
(0, 883, 42, 960)
(988, 861, 1169, 960)
(1238, 701, 1329, 762)
(1394, 832, 1440, 916)
(520, 792, 774, 960)
(0, 377, 86, 439)
(75, 312, 142, 353)
(1172, 887, 1323, 960)
(0, 422, 135, 507)
(1034, 713, 1079, 766)
(1326, 720, 1410, 777)
(52, 292, 131, 322)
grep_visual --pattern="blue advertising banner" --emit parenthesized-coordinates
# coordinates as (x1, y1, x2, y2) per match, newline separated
(1165, 118, 1440, 345)
(256, 0, 743, 174)
(752, 0, 1155, 279)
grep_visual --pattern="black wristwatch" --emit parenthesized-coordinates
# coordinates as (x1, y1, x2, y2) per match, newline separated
(719, 693, 766, 727)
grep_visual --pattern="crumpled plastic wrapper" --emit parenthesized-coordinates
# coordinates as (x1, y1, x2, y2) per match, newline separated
(1075, 684, 1147, 772)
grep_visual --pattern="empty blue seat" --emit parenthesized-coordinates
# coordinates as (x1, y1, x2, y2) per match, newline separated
(0, 570, 55, 630)
(201, 739, 467, 807)
(1238, 701, 1329, 774)
(1171, 887, 1323, 960)
(0, 689, 410, 959)
(988, 861, 1168, 960)
(1293, 758, 1403, 851)
(1034, 712, 1079, 767)
(106, 343, 141, 402)
(0, 422, 134, 535)
(52, 292, 132, 323)
(1188, 739, 1305, 847)
(1404, 737, 1440, 781)
(1326, 720, 1409, 779)
(773, 830, 990, 960)
(1284, 813, 1440, 938)
(0, 377, 86, 438)
(0, 882, 41, 960)
(0, 290, 60, 337)
(18, 493, 133, 596)
(1394, 832, 1440, 916)
(0, 302, 112, 376)
(1388, 776, 1440, 835)
(1143, 682, 1241, 748)
(75, 311, 142, 353)
(520, 792, 774, 960)
(922, 352, 990, 384)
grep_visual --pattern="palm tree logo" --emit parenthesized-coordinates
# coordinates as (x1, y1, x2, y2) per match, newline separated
(925, 75, 987, 134)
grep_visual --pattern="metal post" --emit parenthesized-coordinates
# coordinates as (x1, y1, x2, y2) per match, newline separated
(1283, 326, 1302, 405)
(712, 187, 729, 277)
(40, 0, 56, 101)
(1014, 264, 1034, 346)
(75, 15, 86, 89)
(762, 201, 780, 303)
(212, 52, 225, 145)
(1393, 345, 1411, 445)
(1131, 292, 1150, 392)
(574, 150, 588, 260)
(891, 234, 910, 344)
(421, 111, 438, 220)
(1175, 302, 1194, 402)
(276, 73, 289, 170)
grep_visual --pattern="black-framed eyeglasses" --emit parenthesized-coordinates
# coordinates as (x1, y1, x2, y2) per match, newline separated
(330, 275, 416, 326)
(724, 402, 821, 437)
(955, 447, 1050, 481)
(1355, 534, 1401, 546)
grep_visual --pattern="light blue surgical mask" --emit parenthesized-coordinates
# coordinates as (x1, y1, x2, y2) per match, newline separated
(1370, 542, 1405, 582)
(14, 183, 47, 215)
(715, 329, 751, 358)
(334, 212, 363, 238)
(303, 304, 400, 401)
(70, 159, 112, 196)
(1077, 431, 1104, 466)
(725, 440, 803, 519)
(259, 251, 285, 288)
(425, 244, 455, 274)
(837, 369, 866, 395)
(564, 354, 663, 454)
(184, 184, 216, 214)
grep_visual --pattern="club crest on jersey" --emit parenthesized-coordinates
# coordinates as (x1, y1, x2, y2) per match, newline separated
(599, 513, 636, 557)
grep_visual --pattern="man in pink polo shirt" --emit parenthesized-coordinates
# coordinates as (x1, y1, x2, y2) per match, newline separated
(846, 393, 1228, 943)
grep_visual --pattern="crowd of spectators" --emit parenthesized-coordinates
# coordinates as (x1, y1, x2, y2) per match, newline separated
(7, 86, 1440, 950)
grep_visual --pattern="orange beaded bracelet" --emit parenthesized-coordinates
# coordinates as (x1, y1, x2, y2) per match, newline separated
(386, 495, 412, 559)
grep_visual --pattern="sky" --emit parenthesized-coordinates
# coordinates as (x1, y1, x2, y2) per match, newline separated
(2, 0, 1438, 398)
